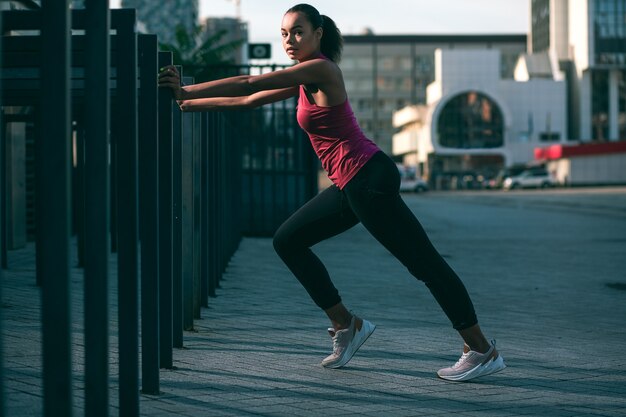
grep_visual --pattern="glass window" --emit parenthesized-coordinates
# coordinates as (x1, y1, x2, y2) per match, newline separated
(617, 70, 626, 140)
(356, 57, 373, 68)
(437, 91, 504, 148)
(593, 0, 626, 65)
(400, 57, 412, 70)
(357, 98, 372, 111)
(592, 70, 609, 140)
(353, 78, 373, 92)
(378, 57, 395, 71)
(392, 77, 412, 92)
(501, 53, 521, 79)
(531, 0, 551, 53)
(376, 76, 390, 91)
(340, 58, 357, 70)
(415, 55, 433, 73)
(539, 132, 561, 141)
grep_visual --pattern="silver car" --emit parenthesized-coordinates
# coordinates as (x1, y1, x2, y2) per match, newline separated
(397, 164, 429, 193)
(503, 169, 556, 190)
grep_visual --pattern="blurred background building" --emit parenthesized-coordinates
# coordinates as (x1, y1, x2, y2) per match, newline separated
(201, 17, 248, 64)
(121, 0, 199, 46)
(340, 34, 527, 154)
(390, 0, 626, 188)
(120, 1, 248, 67)
(392, 48, 566, 188)
(533, 0, 625, 142)
(2, 0, 624, 190)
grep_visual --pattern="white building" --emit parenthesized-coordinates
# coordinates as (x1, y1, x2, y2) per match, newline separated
(528, 0, 626, 142)
(392, 48, 567, 187)
(341, 34, 527, 154)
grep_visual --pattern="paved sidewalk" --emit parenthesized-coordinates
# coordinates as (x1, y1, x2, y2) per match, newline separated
(3, 188, 626, 416)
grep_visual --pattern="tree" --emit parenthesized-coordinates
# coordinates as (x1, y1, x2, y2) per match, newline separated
(159, 24, 244, 83)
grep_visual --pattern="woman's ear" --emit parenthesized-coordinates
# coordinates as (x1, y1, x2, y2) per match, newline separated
(315, 27, 323, 42)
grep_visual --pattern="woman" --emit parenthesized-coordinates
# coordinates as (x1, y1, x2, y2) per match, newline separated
(158, 3, 505, 381)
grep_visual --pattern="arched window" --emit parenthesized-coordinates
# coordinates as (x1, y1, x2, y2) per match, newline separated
(437, 92, 504, 148)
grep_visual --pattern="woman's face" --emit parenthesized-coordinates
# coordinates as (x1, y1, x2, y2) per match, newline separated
(281, 12, 322, 62)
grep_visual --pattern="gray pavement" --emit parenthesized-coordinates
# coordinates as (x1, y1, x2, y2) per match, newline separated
(3, 187, 626, 416)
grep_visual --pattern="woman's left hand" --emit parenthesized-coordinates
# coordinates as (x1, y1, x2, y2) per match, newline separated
(158, 65, 186, 100)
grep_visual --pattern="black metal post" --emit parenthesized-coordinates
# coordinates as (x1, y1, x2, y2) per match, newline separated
(115, 9, 139, 417)
(208, 114, 218, 298)
(216, 116, 225, 282)
(157, 51, 174, 369)
(110, 126, 118, 254)
(41, 1, 73, 415)
(172, 92, 183, 348)
(84, 2, 110, 416)
(181, 81, 195, 330)
(192, 111, 202, 319)
(0, 109, 5, 269)
(137, 34, 160, 395)
(0, 10, 4, 417)
(74, 121, 85, 268)
(200, 113, 210, 306)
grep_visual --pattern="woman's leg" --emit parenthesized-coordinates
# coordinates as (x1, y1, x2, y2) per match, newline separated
(275, 185, 377, 369)
(273, 185, 360, 328)
(343, 153, 487, 349)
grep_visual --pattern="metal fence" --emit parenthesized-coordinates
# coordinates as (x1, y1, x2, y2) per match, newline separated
(0, 4, 317, 416)
(193, 65, 319, 236)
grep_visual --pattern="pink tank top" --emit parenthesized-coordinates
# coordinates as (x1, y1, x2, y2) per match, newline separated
(296, 84, 380, 189)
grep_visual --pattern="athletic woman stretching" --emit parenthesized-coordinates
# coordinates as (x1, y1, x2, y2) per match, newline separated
(159, 3, 506, 381)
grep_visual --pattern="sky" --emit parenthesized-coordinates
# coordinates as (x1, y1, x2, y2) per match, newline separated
(111, 0, 530, 63)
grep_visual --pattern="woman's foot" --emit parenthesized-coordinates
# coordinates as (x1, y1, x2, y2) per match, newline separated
(437, 340, 506, 382)
(321, 315, 376, 368)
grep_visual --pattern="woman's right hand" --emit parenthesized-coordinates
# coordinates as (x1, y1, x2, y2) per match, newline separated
(158, 65, 186, 100)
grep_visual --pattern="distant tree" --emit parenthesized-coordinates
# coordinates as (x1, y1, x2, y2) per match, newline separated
(159, 24, 244, 82)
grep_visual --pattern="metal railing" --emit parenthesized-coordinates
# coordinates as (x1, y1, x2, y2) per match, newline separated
(0, 4, 319, 417)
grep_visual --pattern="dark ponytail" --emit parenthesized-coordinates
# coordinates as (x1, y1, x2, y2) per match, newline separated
(286, 4, 343, 63)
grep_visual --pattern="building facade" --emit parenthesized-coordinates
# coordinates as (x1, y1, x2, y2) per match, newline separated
(340, 34, 527, 153)
(392, 49, 567, 187)
(528, 0, 626, 141)
(202, 17, 249, 65)
(121, 0, 199, 46)
(571, 0, 626, 141)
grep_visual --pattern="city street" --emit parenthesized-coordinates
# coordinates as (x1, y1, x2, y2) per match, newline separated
(3, 187, 626, 416)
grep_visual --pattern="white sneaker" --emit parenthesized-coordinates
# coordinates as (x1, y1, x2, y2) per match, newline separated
(321, 315, 376, 369)
(437, 340, 506, 382)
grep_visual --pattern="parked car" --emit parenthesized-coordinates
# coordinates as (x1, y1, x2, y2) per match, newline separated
(397, 164, 429, 193)
(503, 169, 556, 190)
(486, 166, 528, 189)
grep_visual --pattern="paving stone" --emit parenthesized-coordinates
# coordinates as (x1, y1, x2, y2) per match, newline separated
(2, 187, 626, 416)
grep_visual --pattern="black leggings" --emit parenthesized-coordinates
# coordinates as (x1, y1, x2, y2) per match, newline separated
(273, 152, 478, 330)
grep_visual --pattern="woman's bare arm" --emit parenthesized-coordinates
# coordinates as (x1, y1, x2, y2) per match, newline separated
(160, 59, 334, 100)
(178, 87, 299, 112)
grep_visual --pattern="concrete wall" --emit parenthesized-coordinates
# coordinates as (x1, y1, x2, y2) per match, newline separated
(548, 153, 626, 185)
(569, 0, 590, 74)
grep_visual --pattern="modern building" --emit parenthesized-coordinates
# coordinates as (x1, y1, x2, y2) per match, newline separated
(202, 17, 249, 65)
(571, 0, 626, 141)
(340, 34, 527, 153)
(392, 48, 567, 188)
(121, 0, 199, 46)
(525, 0, 626, 141)
(391, 0, 626, 189)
